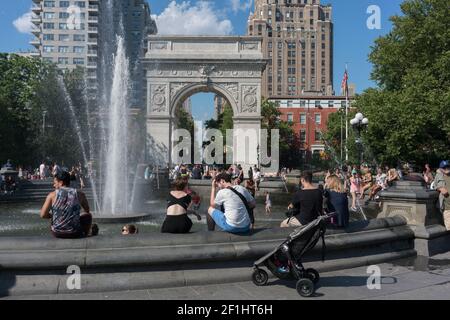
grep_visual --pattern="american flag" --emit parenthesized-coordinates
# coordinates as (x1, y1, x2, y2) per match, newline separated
(341, 69, 348, 97)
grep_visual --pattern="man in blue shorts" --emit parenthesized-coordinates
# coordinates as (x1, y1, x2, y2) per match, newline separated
(207, 172, 256, 234)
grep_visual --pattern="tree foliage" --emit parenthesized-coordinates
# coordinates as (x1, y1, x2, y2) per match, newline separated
(326, 0, 450, 167)
(0, 54, 88, 168)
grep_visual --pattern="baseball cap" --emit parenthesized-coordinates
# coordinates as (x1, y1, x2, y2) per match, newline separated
(440, 160, 450, 169)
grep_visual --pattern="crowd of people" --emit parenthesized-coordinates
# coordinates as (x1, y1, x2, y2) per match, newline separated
(31, 158, 450, 239)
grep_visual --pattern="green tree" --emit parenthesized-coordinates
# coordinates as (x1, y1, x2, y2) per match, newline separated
(204, 103, 234, 164)
(174, 103, 196, 163)
(0, 54, 47, 165)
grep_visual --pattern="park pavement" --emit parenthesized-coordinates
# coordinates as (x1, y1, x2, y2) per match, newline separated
(2, 252, 450, 300)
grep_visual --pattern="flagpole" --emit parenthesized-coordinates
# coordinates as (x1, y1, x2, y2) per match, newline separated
(345, 64, 349, 163)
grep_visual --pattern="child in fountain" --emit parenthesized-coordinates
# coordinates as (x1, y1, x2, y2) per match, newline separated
(265, 191, 272, 216)
(122, 224, 138, 235)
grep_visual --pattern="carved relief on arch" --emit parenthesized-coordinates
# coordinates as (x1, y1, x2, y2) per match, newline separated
(150, 84, 168, 113)
(170, 82, 192, 101)
(215, 82, 239, 103)
(241, 85, 258, 113)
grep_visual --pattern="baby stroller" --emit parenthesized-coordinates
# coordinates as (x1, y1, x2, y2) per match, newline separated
(252, 212, 335, 297)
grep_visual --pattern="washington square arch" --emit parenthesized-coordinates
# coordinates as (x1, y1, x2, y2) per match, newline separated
(142, 36, 273, 170)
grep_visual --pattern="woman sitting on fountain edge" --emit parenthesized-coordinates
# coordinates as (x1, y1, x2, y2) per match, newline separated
(40, 171, 97, 238)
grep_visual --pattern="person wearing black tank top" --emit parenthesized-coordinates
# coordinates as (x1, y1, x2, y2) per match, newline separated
(161, 178, 197, 233)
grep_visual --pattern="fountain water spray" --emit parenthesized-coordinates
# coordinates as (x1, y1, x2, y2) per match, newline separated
(101, 35, 131, 215)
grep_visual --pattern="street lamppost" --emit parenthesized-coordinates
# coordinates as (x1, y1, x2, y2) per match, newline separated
(350, 112, 369, 166)
(42, 110, 48, 135)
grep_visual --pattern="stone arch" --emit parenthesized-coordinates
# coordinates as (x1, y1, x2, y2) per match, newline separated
(143, 36, 267, 168)
(170, 83, 238, 119)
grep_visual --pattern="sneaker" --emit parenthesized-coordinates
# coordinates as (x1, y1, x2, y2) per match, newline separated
(350, 207, 357, 211)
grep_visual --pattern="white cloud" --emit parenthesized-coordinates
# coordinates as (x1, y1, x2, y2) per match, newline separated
(230, 0, 253, 13)
(13, 11, 33, 34)
(153, 1, 233, 36)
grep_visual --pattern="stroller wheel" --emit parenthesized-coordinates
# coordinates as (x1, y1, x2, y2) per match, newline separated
(296, 278, 315, 297)
(305, 268, 320, 284)
(252, 269, 268, 286)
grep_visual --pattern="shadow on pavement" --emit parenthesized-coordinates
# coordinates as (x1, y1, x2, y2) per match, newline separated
(0, 271, 17, 298)
(269, 276, 397, 289)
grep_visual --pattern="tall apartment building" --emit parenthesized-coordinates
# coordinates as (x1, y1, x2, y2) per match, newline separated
(30, 0, 156, 107)
(247, 0, 333, 99)
(30, 0, 99, 71)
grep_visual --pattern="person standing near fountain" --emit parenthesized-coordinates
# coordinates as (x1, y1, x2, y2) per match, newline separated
(39, 161, 46, 180)
(435, 160, 450, 230)
(40, 171, 96, 238)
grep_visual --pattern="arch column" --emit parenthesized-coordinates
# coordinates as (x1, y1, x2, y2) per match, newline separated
(146, 115, 172, 166)
(232, 117, 261, 172)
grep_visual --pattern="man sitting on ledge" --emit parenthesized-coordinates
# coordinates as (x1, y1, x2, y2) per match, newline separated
(207, 172, 255, 234)
(40, 171, 96, 238)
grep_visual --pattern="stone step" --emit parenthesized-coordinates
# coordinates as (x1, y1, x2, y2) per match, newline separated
(0, 250, 416, 297)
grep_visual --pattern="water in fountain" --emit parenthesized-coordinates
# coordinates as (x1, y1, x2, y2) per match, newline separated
(57, 1, 140, 217)
(101, 35, 131, 215)
(57, 77, 101, 212)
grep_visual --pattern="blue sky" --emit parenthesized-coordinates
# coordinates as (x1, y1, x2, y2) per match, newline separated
(1, 0, 404, 122)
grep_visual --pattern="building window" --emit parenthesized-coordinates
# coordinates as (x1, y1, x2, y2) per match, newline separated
(59, 1, 69, 7)
(43, 34, 54, 41)
(73, 46, 84, 53)
(328, 101, 334, 108)
(58, 46, 69, 53)
(43, 23, 55, 29)
(59, 23, 68, 30)
(300, 100, 306, 107)
(59, 12, 69, 19)
(300, 114, 306, 124)
(58, 57, 69, 65)
(287, 113, 293, 122)
(73, 58, 85, 65)
(300, 130, 306, 142)
(315, 100, 321, 108)
(315, 114, 321, 124)
(315, 130, 321, 141)
(43, 45, 54, 53)
(44, 1, 56, 7)
(75, 1, 86, 8)
(59, 34, 69, 41)
(341, 101, 347, 108)
(43, 12, 55, 19)
(73, 34, 85, 41)
(287, 100, 293, 107)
